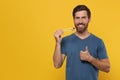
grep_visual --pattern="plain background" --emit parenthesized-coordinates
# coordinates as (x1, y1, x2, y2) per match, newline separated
(0, 0, 119, 80)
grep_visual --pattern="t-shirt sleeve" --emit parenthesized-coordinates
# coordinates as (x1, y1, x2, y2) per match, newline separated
(97, 40, 108, 59)
(61, 38, 67, 55)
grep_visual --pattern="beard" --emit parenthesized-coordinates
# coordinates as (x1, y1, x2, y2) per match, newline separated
(74, 23, 88, 33)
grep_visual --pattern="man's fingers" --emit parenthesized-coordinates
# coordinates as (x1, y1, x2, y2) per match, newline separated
(54, 30, 64, 37)
(80, 51, 83, 53)
(80, 50, 86, 53)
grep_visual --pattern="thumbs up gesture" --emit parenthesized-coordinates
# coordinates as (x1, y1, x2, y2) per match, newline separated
(80, 46, 93, 62)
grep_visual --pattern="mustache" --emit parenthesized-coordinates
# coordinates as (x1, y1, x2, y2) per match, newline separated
(77, 23, 85, 26)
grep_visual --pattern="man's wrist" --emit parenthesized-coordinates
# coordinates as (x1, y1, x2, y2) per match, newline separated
(56, 42, 61, 45)
(88, 56, 94, 63)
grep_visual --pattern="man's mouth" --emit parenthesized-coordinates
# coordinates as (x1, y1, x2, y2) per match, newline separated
(78, 24, 84, 27)
(77, 23, 85, 27)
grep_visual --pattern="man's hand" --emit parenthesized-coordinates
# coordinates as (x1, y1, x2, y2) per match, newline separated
(53, 29, 65, 68)
(54, 30, 64, 43)
(80, 46, 93, 62)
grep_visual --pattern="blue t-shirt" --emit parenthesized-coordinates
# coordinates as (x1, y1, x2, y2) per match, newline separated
(61, 33, 108, 80)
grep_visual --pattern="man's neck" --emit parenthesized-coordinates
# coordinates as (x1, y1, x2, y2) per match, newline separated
(75, 30, 91, 39)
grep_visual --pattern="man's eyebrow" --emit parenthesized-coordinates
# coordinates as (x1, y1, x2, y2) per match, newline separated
(81, 16, 86, 18)
(75, 16, 80, 18)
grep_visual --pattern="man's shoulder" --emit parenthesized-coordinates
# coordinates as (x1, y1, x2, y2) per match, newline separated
(91, 33, 103, 41)
(90, 33, 105, 45)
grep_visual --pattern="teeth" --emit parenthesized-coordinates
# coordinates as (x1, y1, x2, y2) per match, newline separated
(78, 25, 83, 27)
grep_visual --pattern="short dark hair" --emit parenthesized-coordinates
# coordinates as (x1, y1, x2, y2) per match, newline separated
(72, 5, 91, 19)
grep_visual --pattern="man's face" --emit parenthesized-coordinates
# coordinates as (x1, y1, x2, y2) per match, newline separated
(74, 10, 90, 33)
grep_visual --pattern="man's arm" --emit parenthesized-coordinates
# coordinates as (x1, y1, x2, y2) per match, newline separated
(88, 57, 110, 73)
(53, 43, 66, 68)
(53, 30, 66, 69)
(80, 46, 110, 73)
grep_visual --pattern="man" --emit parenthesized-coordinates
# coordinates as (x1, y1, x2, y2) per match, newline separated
(53, 5, 110, 80)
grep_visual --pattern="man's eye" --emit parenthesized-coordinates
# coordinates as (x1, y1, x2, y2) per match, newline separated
(75, 17, 80, 19)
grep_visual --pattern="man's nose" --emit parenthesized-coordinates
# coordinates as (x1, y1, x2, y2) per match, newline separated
(79, 18, 83, 23)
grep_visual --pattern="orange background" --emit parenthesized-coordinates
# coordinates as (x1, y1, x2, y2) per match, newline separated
(0, 0, 120, 80)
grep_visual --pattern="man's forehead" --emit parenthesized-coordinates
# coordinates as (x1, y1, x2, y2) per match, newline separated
(75, 11, 88, 17)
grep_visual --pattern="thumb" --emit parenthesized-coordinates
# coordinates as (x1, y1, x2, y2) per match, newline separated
(85, 46, 89, 51)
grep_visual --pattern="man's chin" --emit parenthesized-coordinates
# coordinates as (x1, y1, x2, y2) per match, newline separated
(77, 28, 86, 33)
(76, 26, 88, 33)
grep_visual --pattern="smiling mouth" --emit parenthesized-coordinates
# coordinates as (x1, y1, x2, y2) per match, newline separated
(78, 24, 84, 28)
